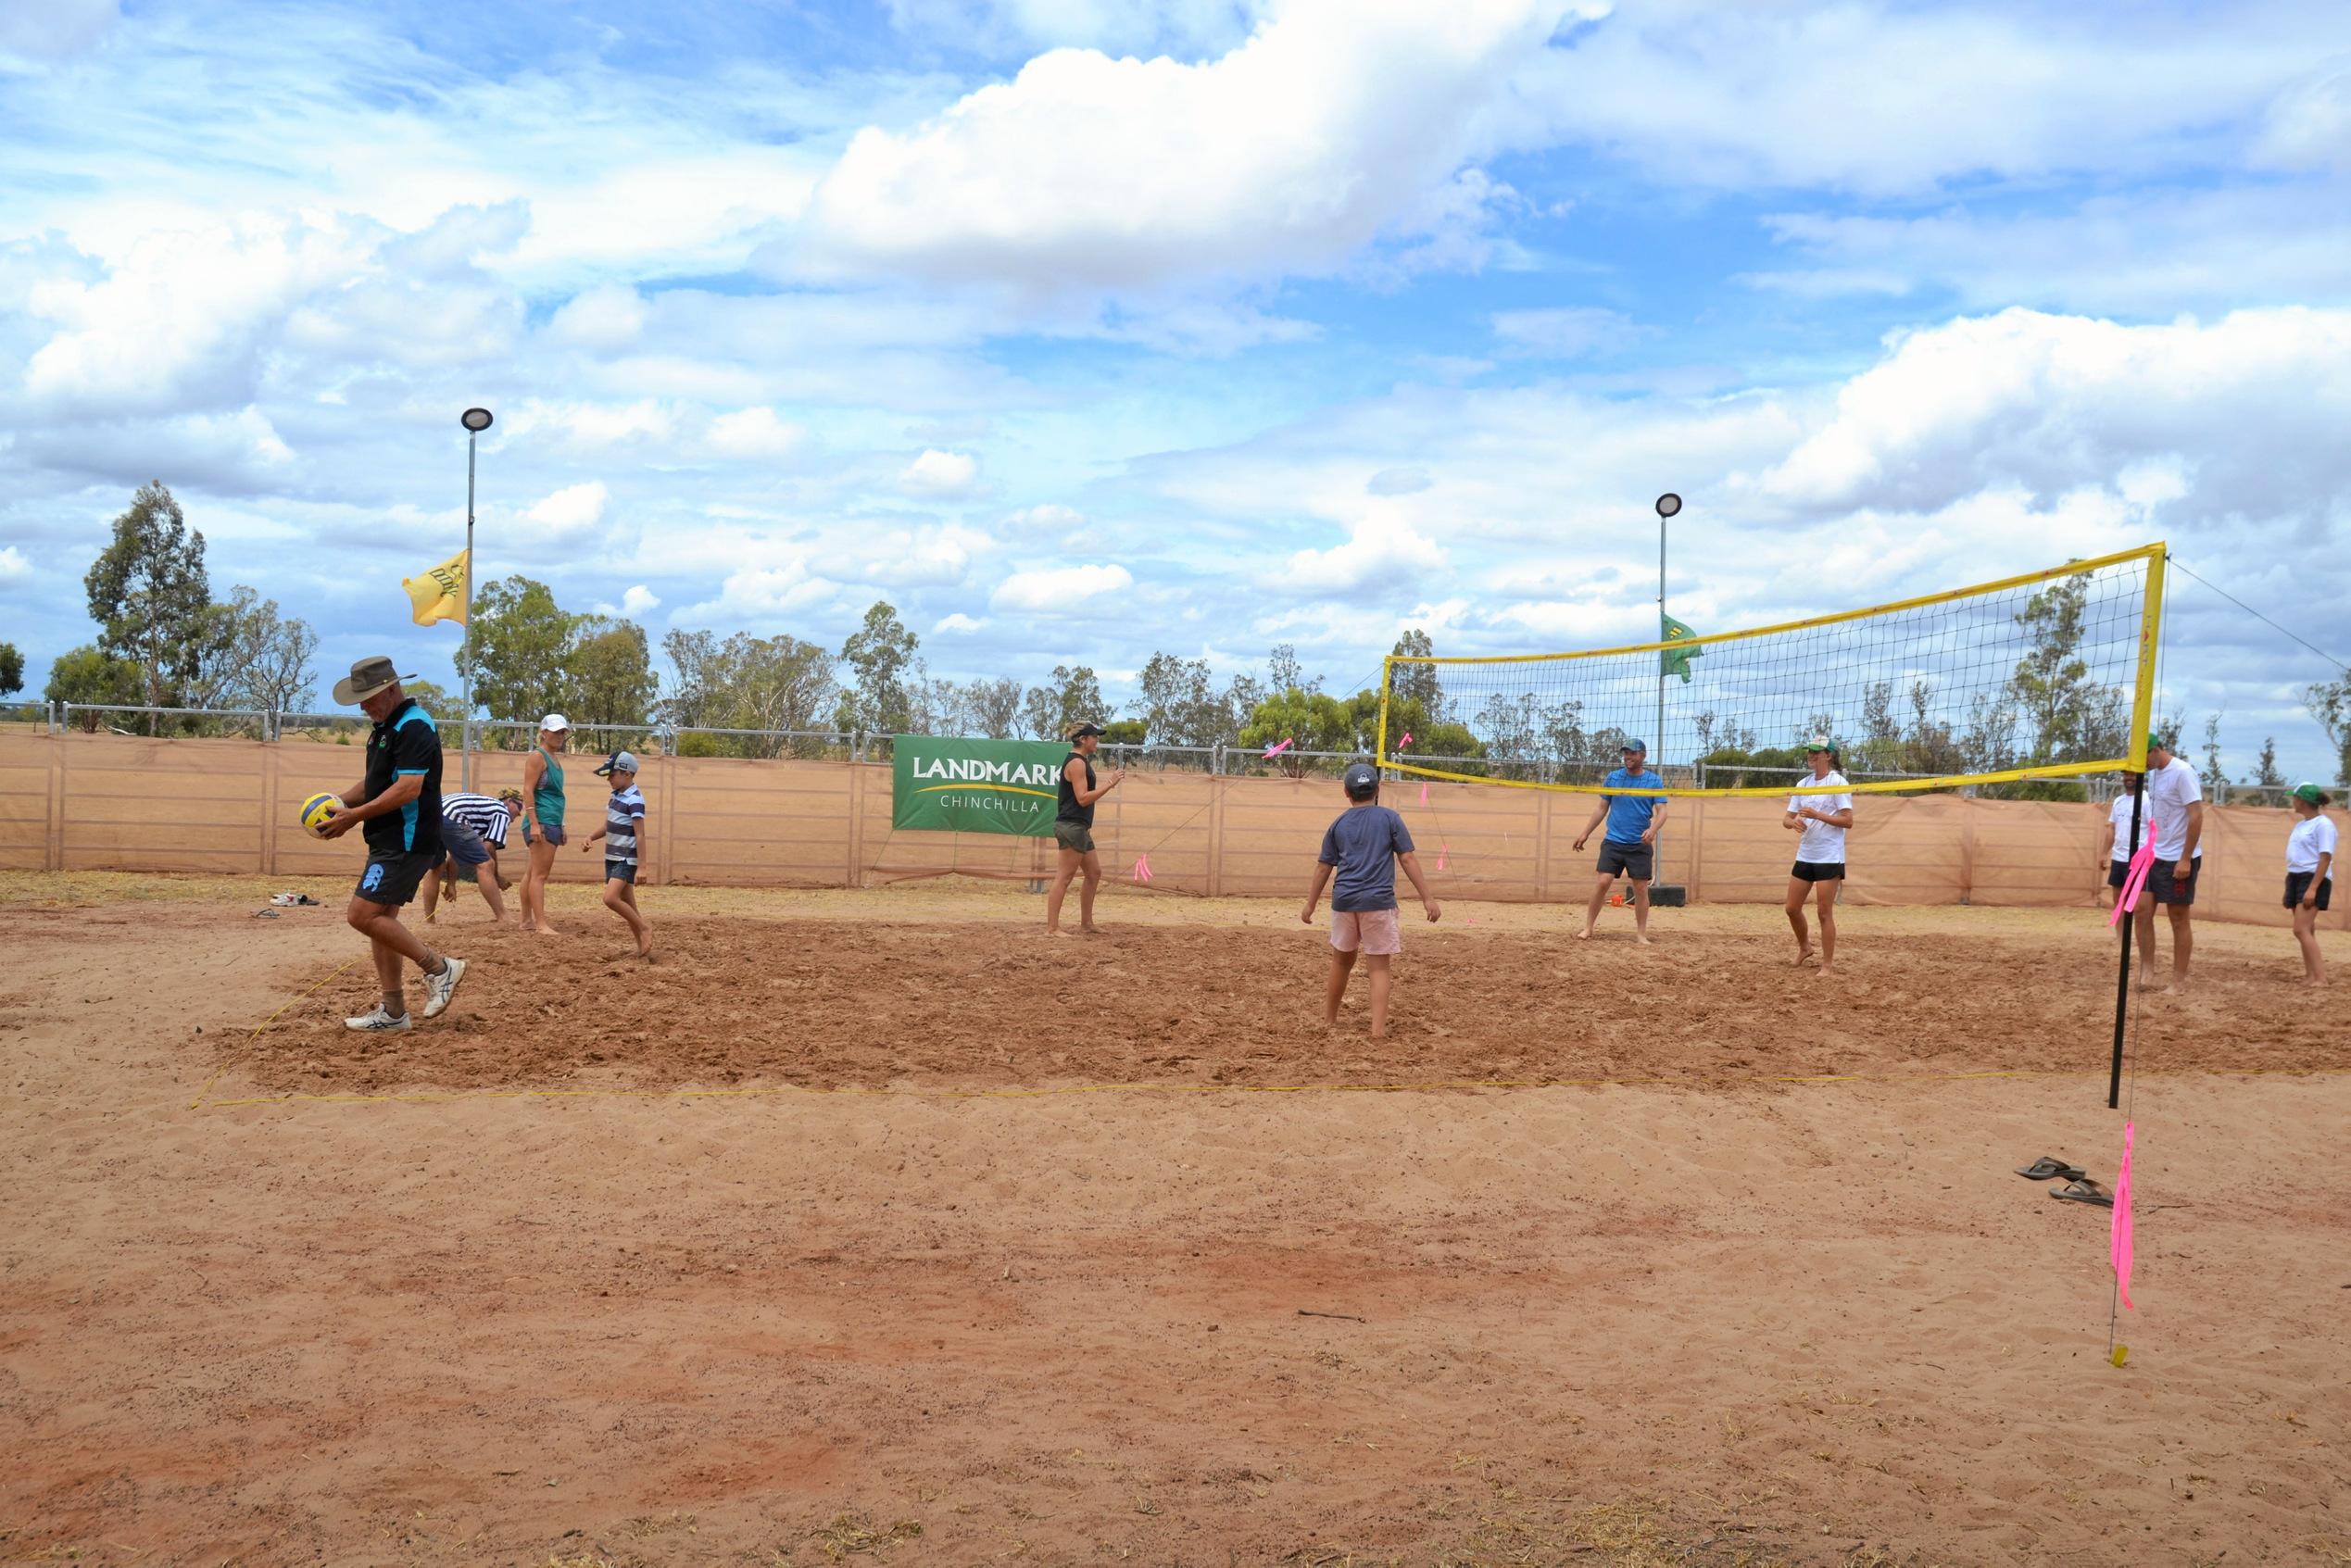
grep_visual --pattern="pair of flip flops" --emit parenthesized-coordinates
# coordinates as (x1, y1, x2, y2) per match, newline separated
(2018, 1156, 2113, 1207)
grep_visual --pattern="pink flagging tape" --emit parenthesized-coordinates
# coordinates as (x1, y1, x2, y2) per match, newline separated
(2109, 844, 2156, 925)
(1399, 732, 1414, 747)
(1436, 842, 1449, 872)
(1419, 782, 1428, 806)
(2111, 1120, 2136, 1310)
(1263, 737, 1293, 759)
(1132, 853, 1153, 884)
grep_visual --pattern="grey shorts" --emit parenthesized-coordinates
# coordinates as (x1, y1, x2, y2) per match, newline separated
(441, 818, 491, 869)
(1054, 822, 1095, 853)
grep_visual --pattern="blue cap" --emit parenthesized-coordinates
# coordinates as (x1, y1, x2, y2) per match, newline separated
(1621, 737, 1647, 754)
(1342, 761, 1379, 798)
(595, 750, 639, 776)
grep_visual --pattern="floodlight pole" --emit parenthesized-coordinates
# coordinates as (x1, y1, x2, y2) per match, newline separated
(1653, 493, 1680, 765)
(459, 408, 495, 791)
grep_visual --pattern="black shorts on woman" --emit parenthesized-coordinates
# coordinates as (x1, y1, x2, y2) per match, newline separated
(1790, 860, 1845, 883)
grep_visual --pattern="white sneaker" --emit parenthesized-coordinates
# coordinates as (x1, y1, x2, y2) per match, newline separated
(345, 1005, 412, 1033)
(421, 955, 467, 1019)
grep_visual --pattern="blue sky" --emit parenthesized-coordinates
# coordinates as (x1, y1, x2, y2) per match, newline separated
(3, 0, 2348, 774)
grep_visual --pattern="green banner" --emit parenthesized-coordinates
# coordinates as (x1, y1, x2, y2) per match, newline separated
(891, 734, 1065, 837)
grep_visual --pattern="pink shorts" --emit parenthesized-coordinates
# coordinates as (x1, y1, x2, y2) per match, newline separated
(1330, 908, 1401, 956)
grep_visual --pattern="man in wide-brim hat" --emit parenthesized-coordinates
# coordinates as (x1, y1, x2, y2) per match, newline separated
(317, 656, 468, 1031)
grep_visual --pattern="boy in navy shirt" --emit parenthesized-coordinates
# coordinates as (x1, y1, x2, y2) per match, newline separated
(1301, 761, 1440, 1039)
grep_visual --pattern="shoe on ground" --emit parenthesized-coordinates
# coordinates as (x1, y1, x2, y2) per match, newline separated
(345, 1005, 412, 1033)
(422, 955, 468, 1019)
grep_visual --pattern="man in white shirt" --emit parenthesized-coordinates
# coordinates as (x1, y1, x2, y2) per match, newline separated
(1781, 738, 1854, 977)
(2137, 733, 2205, 994)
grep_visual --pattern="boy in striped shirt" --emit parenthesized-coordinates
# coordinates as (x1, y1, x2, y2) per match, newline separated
(583, 751, 653, 958)
(422, 787, 523, 924)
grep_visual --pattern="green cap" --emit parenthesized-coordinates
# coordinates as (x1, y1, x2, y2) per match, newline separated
(2291, 782, 2328, 804)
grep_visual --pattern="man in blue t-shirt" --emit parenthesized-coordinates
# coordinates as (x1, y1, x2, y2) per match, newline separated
(1301, 761, 1441, 1040)
(1570, 738, 1669, 944)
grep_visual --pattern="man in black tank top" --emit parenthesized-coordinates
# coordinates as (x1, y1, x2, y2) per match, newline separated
(1046, 721, 1125, 935)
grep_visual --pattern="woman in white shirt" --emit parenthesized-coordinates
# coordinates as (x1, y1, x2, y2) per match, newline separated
(1782, 738, 1854, 977)
(2284, 782, 2336, 986)
(2098, 771, 2149, 908)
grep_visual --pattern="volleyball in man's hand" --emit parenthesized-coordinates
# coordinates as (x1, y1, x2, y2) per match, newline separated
(299, 793, 341, 837)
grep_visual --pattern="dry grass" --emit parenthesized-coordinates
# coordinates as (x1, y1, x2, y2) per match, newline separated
(1275, 1489, 1808, 1568)
(803, 1512, 924, 1561)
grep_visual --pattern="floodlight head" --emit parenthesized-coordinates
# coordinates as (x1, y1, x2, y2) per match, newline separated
(460, 408, 495, 433)
(1654, 492, 1681, 519)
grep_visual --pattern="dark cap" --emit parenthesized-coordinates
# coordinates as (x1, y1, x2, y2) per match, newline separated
(1067, 721, 1105, 741)
(1620, 737, 1647, 755)
(595, 750, 640, 776)
(1342, 761, 1379, 799)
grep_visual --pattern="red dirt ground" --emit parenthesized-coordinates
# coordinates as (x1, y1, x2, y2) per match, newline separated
(235, 914, 2351, 1096)
(2, 883, 2346, 1567)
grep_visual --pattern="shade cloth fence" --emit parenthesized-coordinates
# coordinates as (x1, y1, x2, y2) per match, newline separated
(1, 732, 2337, 930)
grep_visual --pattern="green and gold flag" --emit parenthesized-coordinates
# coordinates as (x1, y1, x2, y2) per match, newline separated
(1661, 613, 1703, 684)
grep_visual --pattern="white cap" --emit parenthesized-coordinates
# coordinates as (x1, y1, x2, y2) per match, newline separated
(539, 713, 572, 733)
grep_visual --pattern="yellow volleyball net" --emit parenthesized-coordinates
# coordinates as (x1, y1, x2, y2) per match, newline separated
(1377, 543, 2165, 797)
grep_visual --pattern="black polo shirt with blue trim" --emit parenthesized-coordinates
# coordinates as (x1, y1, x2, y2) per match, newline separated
(362, 697, 444, 857)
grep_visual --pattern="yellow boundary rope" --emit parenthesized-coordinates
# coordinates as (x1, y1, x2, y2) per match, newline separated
(195, 1061, 2351, 1112)
(190, 958, 359, 1110)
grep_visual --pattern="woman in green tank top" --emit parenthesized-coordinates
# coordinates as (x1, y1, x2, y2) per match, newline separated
(520, 714, 571, 935)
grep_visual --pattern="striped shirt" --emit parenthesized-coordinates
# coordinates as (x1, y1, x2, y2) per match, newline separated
(604, 784, 646, 868)
(440, 792, 516, 849)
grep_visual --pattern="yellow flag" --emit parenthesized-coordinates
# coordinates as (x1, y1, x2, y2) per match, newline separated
(403, 548, 468, 627)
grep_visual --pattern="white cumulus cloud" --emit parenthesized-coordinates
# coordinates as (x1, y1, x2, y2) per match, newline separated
(802, 0, 1571, 288)
(705, 407, 804, 459)
(1283, 513, 1448, 596)
(899, 448, 979, 496)
(683, 558, 839, 625)
(520, 480, 610, 541)
(991, 562, 1134, 610)
(1757, 306, 2351, 524)
(0, 546, 31, 582)
(547, 283, 648, 349)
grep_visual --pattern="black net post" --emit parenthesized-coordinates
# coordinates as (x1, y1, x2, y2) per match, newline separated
(2107, 787, 2144, 1109)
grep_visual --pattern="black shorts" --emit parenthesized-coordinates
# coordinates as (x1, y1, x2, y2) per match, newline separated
(1596, 840, 1653, 881)
(2148, 859, 2201, 906)
(1791, 860, 1846, 884)
(2285, 872, 2333, 911)
(1054, 822, 1095, 853)
(605, 859, 637, 885)
(356, 850, 437, 907)
(2106, 859, 2132, 889)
